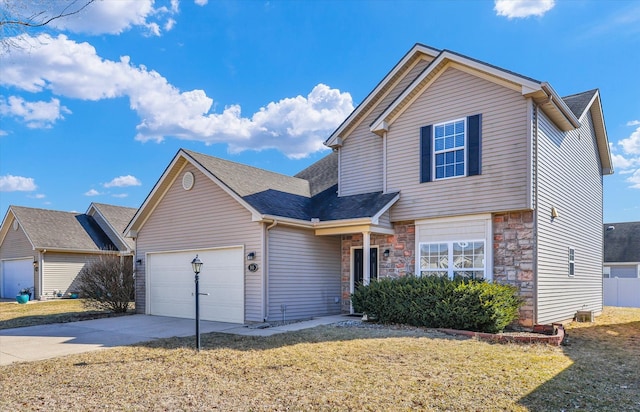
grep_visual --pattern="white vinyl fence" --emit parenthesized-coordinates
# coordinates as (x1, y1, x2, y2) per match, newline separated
(604, 278, 640, 308)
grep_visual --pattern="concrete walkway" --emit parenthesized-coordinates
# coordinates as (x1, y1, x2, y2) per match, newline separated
(0, 314, 348, 366)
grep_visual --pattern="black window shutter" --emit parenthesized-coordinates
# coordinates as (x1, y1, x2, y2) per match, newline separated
(467, 114, 482, 176)
(420, 125, 432, 183)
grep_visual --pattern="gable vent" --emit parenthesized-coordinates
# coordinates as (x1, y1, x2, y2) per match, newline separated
(182, 171, 195, 191)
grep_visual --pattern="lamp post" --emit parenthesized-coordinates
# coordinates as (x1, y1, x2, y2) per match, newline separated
(191, 254, 203, 351)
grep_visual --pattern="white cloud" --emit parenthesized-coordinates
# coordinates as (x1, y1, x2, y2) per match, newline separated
(112, 193, 129, 198)
(619, 127, 640, 155)
(627, 120, 640, 126)
(494, 0, 555, 19)
(0, 175, 37, 192)
(49, 0, 177, 37)
(0, 96, 71, 128)
(195, 0, 208, 6)
(612, 126, 640, 189)
(1, 34, 354, 158)
(626, 169, 640, 189)
(104, 175, 142, 188)
(29, 193, 46, 199)
(84, 189, 101, 196)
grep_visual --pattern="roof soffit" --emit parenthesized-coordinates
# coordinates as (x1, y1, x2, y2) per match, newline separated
(325, 44, 440, 147)
(585, 93, 613, 174)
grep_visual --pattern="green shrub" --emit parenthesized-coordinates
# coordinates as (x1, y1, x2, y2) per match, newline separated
(351, 275, 523, 333)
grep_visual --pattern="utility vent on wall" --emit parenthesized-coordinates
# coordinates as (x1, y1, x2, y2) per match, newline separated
(182, 171, 194, 191)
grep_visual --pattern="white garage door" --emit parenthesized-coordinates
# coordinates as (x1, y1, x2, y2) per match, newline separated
(147, 247, 244, 323)
(2, 258, 33, 298)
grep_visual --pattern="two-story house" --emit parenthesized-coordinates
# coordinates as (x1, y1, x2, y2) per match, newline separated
(125, 43, 612, 328)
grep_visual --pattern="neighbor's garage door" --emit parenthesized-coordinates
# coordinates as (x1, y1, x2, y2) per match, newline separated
(2, 258, 33, 298)
(147, 247, 244, 323)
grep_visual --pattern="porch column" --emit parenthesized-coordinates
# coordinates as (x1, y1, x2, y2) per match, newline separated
(363, 231, 371, 285)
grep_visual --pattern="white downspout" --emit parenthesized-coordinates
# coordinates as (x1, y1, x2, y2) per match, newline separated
(382, 131, 388, 193)
(264, 220, 278, 321)
(363, 231, 371, 285)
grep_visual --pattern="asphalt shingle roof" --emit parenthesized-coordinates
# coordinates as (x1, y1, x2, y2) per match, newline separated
(186, 150, 396, 223)
(562, 89, 597, 119)
(604, 222, 640, 263)
(294, 151, 338, 196)
(11, 206, 116, 251)
(185, 149, 310, 197)
(91, 203, 137, 248)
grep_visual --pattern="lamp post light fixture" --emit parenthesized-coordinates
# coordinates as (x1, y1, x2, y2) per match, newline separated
(191, 254, 203, 351)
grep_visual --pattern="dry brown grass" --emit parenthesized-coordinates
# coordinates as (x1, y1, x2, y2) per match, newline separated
(0, 299, 126, 330)
(1, 307, 638, 411)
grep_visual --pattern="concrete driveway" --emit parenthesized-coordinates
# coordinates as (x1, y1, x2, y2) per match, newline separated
(0, 314, 346, 366)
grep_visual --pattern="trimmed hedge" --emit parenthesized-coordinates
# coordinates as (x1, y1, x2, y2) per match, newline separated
(351, 275, 523, 333)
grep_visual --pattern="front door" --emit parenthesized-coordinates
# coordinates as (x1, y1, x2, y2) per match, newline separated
(353, 247, 378, 291)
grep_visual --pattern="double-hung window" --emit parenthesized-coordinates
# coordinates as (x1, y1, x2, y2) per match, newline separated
(434, 118, 466, 179)
(420, 114, 481, 183)
(419, 240, 486, 280)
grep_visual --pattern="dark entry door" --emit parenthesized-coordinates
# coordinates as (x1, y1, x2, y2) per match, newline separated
(354, 248, 378, 290)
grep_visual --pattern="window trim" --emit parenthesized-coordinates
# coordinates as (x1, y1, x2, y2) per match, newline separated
(418, 239, 487, 280)
(432, 117, 467, 181)
(568, 247, 575, 277)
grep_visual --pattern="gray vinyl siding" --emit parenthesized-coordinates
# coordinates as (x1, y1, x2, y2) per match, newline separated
(386, 67, 530, 221)
(536, 109, 604, 324)
(377, 211, 391, 227)
(135, 164, 263, 322)
(0, 220, 34, 260)
(0, 220, 37, 297)
(41, 252, 97, 297)
(267, 226, 341, 321)
(340, 58, 432, 196)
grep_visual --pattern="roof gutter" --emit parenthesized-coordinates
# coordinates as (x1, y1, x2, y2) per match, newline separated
(541, 83, 581, 129)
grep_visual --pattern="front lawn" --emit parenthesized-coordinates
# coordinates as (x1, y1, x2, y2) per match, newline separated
(1, 306, 638, 411)
(0, 299, 130, 330)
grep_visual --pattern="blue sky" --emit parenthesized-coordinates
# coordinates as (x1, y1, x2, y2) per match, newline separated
(1, 0, 638, 223)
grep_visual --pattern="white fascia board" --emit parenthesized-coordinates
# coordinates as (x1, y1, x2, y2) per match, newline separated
(587, 93, 613, 175)
(371, 193, 400, 224)
(326, 44, 439, 147)
(371, 51, 543, 133)
(86, 203, 130, 251)
(604, 262, 640, 266)
(0, 208, 36, 250)
(125, 150, 264, 235)
(124, 151, 186, 235)
(184, 151, 264, 219)
(39, 247, 124, 254)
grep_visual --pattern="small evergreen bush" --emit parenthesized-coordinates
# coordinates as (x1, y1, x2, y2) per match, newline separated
(351, 275, 523, 333)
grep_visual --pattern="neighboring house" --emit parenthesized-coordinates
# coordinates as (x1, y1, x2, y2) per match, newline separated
(603, 222, 640, 278)
(0, 203, 136, 299)
(125, 43, 612, 328)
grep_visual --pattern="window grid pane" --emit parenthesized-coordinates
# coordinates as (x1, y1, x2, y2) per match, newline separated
(433, 119, 465, 179)
(420, 241, 485, 280)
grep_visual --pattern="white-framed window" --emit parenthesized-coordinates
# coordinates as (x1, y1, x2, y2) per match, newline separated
(568, 247, 575, 277)
(433, 118, 466, 180)
(419, 240, 486, 280)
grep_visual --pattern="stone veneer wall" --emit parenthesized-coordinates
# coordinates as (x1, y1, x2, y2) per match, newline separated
(340, 221, 415, 312)
(492, 211, 535, 328)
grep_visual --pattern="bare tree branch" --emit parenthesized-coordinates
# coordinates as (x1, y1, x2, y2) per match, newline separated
(0, 0, 96, 52)
(0, 0, 96, 28)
